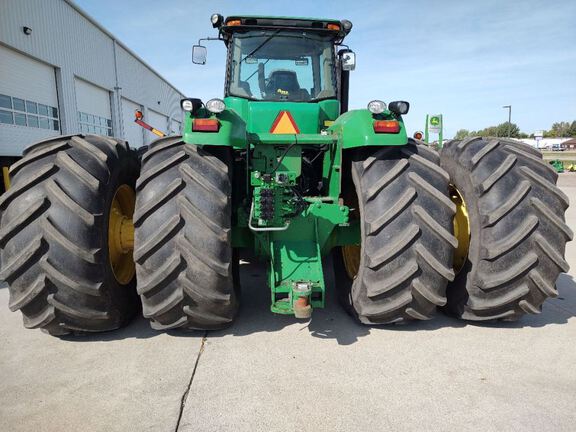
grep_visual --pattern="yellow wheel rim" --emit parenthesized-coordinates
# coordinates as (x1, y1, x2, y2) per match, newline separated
(342, 244, 361, 279)
(108, 184, 135, 285)
(450, 184, 470, 274)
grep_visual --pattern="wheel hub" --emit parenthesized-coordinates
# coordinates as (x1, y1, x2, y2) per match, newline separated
(108, 184, 135, 284)
(342, 244, 361, 279)
(450, 184, 470, 274)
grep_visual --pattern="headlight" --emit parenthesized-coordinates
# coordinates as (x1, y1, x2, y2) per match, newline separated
(367, 100, 386, 114)
(206, 98, 226, 114)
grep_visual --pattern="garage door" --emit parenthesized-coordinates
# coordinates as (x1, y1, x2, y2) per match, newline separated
(75, 78, 112, 136)
(121, 98, 144, 148)
(0, 45, 60, 156)
(146, 109, 168, 143)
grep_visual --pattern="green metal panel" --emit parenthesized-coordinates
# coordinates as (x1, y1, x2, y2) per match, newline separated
(258, 201, 350, 314)
(182, 98, 340, 149)
(182, 108, 247, 149)
(225, 97, 339, 135)
(329, 109, 408, 148)
(182, 101, 406, 150)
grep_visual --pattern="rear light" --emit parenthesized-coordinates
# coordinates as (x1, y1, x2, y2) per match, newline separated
(326, 23, 341, 31)
(373, 120, 400, 134)
(193, 118, 220, 132)
(226, 19, 241, 26)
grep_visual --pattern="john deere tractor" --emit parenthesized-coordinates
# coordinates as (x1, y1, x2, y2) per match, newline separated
(0, 15, 572, 335)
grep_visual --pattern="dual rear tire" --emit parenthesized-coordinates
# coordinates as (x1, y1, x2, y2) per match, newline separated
(133, 137, 237, 330)
(335, 140, 457, 323)
(440, 137, 573, 320)
(335, 137, 572, 324)
(0, 135, 236, 334)
(0, 135, 140, 335)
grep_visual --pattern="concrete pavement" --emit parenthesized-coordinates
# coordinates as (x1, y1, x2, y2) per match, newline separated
(1, 174, 575, 432)
(0, 288, 204, 432)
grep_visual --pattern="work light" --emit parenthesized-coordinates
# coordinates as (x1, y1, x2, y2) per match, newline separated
(206, 98, 226, 114)
(367, 100, 386, 114)
(341, 20, 353, 33)
(181, 100, 194, 111)
(389, 101, 410, 115)
(211, 14, 223, 28)
(180, 98, 202, 114)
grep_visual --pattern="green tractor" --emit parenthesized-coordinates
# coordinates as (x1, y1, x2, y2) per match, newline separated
(0, 15, 572, 335)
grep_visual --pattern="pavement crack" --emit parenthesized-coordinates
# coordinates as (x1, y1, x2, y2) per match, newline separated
(174, 331, 207, 432)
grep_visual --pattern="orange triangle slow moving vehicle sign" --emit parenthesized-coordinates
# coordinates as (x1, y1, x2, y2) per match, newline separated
(270, 111, 300, 134)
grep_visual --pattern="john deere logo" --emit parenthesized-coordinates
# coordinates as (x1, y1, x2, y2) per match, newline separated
(430, 116, 441, 126)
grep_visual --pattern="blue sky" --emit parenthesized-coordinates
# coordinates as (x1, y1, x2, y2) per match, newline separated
(75, 0, 576, 138)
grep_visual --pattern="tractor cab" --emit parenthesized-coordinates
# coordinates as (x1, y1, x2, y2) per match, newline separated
(193, 16, 354, 113)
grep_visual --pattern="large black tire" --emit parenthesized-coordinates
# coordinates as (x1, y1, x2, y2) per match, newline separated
(334, 140, 457, 324)
(0, 135, 140, 335)
(134, 137, 237, 330)
(441, 137, 573, 320)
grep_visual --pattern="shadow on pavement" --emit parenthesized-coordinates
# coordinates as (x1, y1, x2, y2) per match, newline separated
(6, 264, 575, 345)
(211, 262, 576, 344)
(210, 259, 374, 345)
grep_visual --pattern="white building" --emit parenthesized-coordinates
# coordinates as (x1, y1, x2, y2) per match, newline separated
(519, 138, 572, 149)
(0, 0, 185, 163)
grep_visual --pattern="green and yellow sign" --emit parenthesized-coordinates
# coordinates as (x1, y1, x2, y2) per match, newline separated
(424, 114, 443, 147)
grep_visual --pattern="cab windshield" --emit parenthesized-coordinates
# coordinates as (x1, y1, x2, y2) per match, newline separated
(227, 30, 337, 102)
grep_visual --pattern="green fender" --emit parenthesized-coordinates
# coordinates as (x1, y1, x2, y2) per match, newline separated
(182, 101, 407, 150)
(182, 108, 248, 149)
(328, 109, 408, 149)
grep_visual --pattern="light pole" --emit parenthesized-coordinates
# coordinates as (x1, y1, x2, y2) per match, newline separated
(502, 105, 511, 137)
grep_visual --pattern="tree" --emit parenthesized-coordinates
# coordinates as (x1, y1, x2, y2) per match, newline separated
(476, 125, 498, 137)
(472, 122, 520, 138)
(551, 121, 571, 137)
(454, 129, 471, 139)
(495, 122, 520, 138)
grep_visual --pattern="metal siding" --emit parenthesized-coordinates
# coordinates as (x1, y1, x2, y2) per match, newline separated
(169, 119, 182, 135)
(0, 0, 184, 155)
(116, 45, 183, 123)
(147, 109, 168, 132)
(121, 97, 144, 148)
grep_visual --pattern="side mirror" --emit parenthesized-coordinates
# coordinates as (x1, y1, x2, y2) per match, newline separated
(340, 50, 356, 71)
(192, 45, 207, 65)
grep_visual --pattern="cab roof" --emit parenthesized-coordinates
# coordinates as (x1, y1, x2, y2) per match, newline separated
(219, 15, 351, 42)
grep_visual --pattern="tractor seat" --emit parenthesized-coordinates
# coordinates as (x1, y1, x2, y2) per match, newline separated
(238, 80, 252, 97)
(265, 70, 310, 101)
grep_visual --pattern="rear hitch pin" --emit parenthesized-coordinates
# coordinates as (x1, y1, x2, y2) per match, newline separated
(293, 282, 312, 319)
